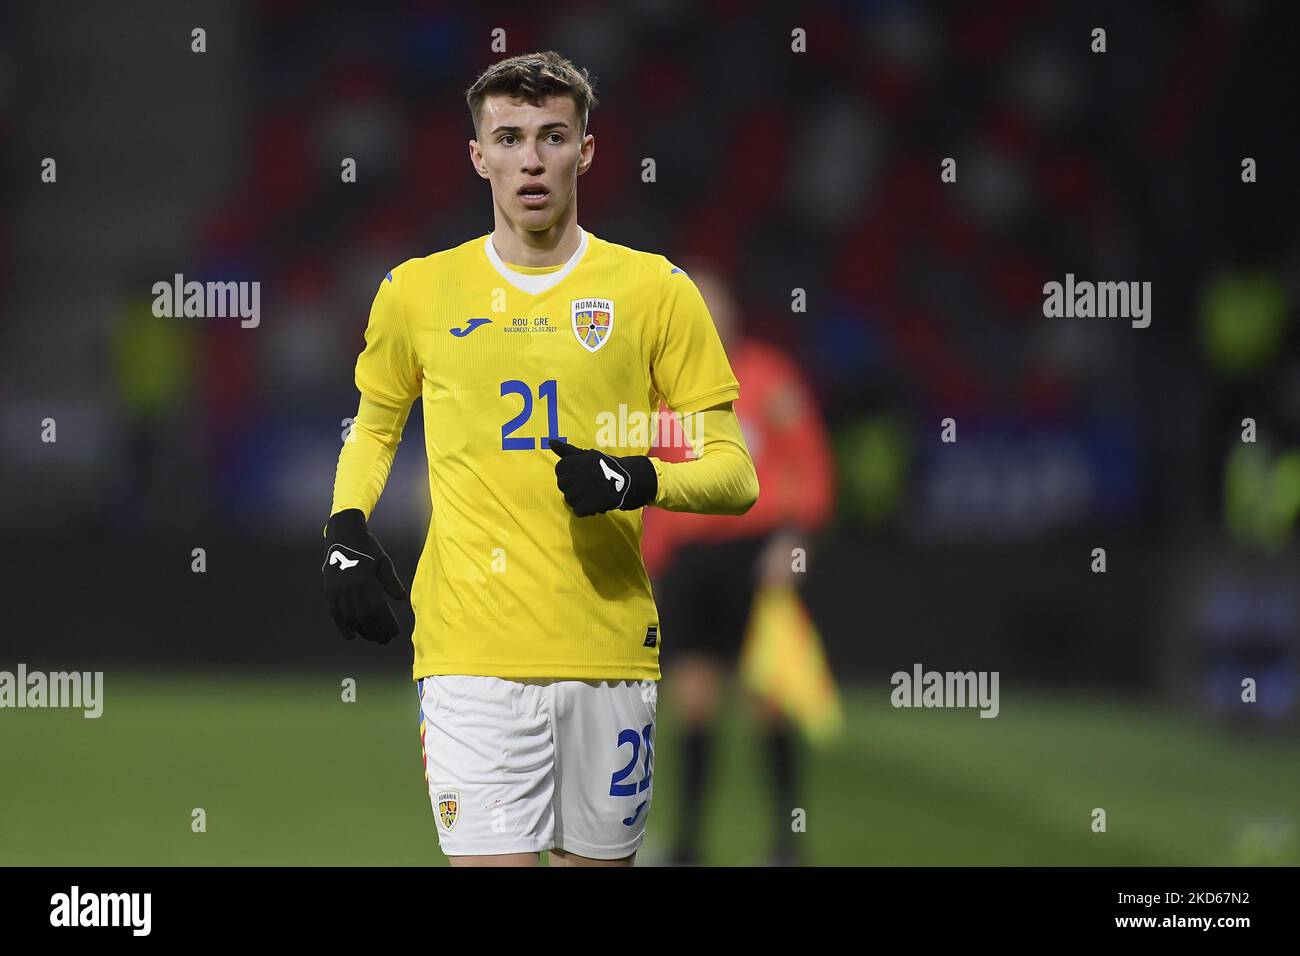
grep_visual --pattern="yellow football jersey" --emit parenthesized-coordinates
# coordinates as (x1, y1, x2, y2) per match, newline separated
(350, 229, 740, 681)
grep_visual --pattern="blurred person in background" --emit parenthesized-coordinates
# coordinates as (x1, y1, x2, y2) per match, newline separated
(643, 264, 835, 866)
(109, 272, 200, 528)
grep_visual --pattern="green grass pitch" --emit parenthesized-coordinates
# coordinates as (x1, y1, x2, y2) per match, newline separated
(2, 674, 1296, 866)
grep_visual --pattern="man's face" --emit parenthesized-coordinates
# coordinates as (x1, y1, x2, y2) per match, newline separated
(470, 94, 593, 231)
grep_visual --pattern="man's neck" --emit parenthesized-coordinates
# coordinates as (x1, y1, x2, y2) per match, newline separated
(490, 211, 582, 268)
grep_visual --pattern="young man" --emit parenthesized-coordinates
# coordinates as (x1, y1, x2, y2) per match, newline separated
(321, 51, 758, 867)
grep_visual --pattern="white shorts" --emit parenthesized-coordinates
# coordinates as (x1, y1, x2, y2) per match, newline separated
(417, 675, 658, 860)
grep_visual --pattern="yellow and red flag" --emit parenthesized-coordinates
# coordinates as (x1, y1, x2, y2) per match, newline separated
(739, 585, 843, 745)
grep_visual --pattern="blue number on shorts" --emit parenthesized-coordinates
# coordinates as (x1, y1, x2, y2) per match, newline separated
(609, 723, 654, 797)
(609, 728, 641, 796)
(639, 723, 653, 792)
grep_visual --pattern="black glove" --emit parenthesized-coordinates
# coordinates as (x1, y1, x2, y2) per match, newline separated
(549, 439, 658, 517)
(322, 509, 408, 644)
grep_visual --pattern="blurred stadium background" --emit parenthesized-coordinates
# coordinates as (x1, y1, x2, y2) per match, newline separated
(2, 0, 1299, 865)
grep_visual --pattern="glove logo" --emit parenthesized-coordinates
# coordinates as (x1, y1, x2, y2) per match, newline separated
(322, 510, 408, 644)
(549, 439, 655, 516)
(327, 548, 360, 571)
(599, 458, 626, 492)
(571, 297, 614, 353)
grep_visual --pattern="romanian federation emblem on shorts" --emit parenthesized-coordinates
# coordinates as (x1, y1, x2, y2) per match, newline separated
(572, 298, 614, 352)
(436, 790, 460, 831)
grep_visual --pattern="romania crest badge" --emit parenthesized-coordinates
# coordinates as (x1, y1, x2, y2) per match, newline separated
(572, 298, 614, 352)
(436, 790, 460, 831)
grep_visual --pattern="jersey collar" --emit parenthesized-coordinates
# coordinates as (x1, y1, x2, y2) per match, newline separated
(483, 227, 590, 296)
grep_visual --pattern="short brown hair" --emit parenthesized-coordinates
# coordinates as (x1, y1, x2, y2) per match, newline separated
(466, 51, 598, 137)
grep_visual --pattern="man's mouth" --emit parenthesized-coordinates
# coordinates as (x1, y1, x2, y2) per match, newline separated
(519, 183, 550, 207)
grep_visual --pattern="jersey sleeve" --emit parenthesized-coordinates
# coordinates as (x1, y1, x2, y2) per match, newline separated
(355, 268, 422, 407)
(649, 263, 740, 415)
(329, 393, 414, 520)
(650, 404, 758, 516)
(327, 269, 421, 524)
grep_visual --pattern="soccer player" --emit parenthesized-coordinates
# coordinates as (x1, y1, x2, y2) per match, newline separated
(642, 264, 835, 866)
(321, 51, 759, 867)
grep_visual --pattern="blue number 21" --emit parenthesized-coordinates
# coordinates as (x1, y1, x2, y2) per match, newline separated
(609, 724, 654, 797)
(500, 379, 566, 450)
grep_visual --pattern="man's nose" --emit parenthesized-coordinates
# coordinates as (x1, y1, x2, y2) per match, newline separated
(521, 138, 543, 170)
